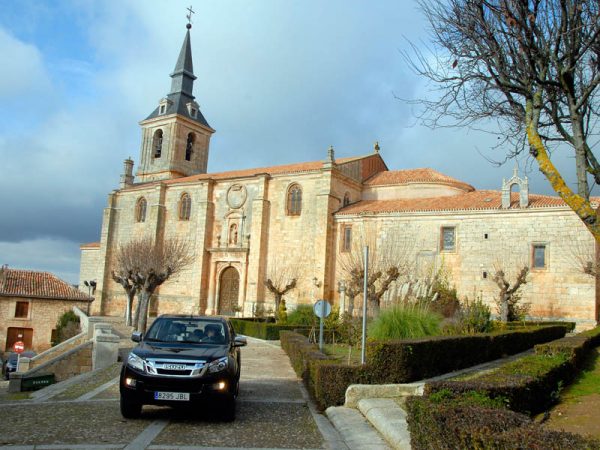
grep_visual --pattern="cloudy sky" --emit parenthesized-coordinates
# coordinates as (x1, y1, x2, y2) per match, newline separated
(0, 0, 581, 284)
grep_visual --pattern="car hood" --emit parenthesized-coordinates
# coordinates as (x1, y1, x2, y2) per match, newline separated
(133, 341, 228, 361)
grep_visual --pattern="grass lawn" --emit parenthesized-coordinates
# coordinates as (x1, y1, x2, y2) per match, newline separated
(321, 343, 363, 366)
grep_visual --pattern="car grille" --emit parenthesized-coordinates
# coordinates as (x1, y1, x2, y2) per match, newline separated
(145, 358, 207, 378)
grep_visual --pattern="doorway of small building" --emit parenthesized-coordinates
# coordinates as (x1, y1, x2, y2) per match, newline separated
(218, 267, 239, 315)
(6, 327, 33, 352)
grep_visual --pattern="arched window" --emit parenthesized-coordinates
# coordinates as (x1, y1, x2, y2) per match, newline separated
(286, 184, 302, 216)
(179, 193, 191, 221)
(343, 192, 351, 207)
(153, 129, 163, 158)
(185, 133, 195, 161)
(229, 223, 238, 245)
(135, 197, 147, 223)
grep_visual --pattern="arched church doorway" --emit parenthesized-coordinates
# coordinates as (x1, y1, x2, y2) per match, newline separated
(218, 267, 239, 315)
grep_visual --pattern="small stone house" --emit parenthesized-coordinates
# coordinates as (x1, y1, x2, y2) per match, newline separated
(0, 267, 91, 353)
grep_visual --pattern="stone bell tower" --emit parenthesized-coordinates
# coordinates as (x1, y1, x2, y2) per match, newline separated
(136, 22, 215, 183)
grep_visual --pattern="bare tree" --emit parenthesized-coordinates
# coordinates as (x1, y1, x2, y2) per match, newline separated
(491, 261, 530, 322)
(565, 239, 598, 276)
(111, 270, 137, 327)
(264, 257, 298, 320)
(408, 0, 600, 240)
(113, 236, 193, 333)
(338, 228, 414, 316)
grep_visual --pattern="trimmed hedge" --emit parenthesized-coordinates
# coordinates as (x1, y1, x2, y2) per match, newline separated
(406, 393, 599, 450)
(426, 325, 600, 415)
(230, 318, 310, 340)
(280, 324, 568, 410)
(367, 325, 567, 384)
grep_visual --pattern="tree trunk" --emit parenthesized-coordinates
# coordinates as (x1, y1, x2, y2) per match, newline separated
(125, 289, 136, 327)
(347, 295, 355, 317)
(273, 293, 282, 320)
(368, 297, 380, 317)
(499, 292, 509, 323)
(133, 296, 141, 330)
(137, 291, 151, 334)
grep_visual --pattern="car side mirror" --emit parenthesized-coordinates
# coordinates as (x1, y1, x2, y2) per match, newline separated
(233, 336, 247, 347)
(131, 331, 143, 343)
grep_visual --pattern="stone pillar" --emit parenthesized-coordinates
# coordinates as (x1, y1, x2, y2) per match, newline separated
(246, 175, 270, 303)
(206, 262, 217, 315)
(92, 323, 119, 371)
(119, 157, 134, 189)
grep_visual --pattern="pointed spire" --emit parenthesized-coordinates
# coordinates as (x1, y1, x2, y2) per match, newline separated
(170, 26, 197, 97)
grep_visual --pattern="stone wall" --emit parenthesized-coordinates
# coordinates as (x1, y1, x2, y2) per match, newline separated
(27, 341, 93, 382)
(0, 297, 89, 353)
(333, 207, 596, 326)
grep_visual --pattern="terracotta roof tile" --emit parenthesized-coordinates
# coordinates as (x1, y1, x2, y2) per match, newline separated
(160, 154, 376, 185)
(80, 242, 100, 249)
(365, 168, 475, 192)
(0, 268, 91, 301)
(337, 191, 599, 215)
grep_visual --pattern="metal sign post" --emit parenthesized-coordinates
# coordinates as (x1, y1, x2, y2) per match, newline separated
(361, 246, 369, 365)
(314, 300, 331, 352)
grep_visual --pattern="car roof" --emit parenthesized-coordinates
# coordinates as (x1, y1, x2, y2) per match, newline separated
(155, 315, 228, 322)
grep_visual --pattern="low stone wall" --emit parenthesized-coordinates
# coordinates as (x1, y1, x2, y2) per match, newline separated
(27, 332, 88, 370)
(30, 341, 93, 382)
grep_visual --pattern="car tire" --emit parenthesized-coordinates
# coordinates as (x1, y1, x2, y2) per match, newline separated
(120, 396, 142, 419)
(220, 395, 236, 422)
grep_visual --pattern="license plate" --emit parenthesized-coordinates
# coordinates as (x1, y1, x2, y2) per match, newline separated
(163, 364, 187, 370)
(154, 391, 190, 401)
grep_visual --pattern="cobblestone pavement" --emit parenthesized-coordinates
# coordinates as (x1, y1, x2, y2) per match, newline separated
(0, 338, 342, 450)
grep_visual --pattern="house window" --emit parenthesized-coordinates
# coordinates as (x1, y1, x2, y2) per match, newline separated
(15, 301, 29, 319)
(343, 192, 351, 207)
(341, 226, 352, 252)
(191, 108, 197, 118)
(441, 226, 456, 251)
(179, 193, 191, 221)
(153, 129, 163, 158)
(136, 197, 147, 223)
(159, 104, 166, 115)
(532, 244, 546, 268)
(185, 133, 195, 161)
(287, 184, 302, 216)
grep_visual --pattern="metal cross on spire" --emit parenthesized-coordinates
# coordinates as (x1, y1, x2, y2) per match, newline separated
(186, 5, 195, 28)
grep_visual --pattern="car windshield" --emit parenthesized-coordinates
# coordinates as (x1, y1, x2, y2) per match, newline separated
(145, 318, 227, 345)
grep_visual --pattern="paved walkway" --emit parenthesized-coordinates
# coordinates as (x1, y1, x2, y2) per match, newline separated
(0, 338, 344, 449)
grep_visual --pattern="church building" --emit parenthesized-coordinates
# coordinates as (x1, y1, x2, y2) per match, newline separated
(79, 24, 598, 328)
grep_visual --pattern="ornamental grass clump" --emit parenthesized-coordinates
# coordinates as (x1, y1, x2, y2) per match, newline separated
(369, 303, 442, 340)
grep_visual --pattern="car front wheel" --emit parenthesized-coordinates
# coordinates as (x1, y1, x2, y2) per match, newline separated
(120, 396, 142, 419)
(220, 394, 236, 422)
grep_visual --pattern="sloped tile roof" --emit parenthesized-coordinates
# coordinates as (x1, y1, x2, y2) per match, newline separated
(337, 191, 597, 215)
(160, 154, 378, 185)
(0, 268, 91, 301)
(80, 242, 100, 249)
(365, 168, 475, 192)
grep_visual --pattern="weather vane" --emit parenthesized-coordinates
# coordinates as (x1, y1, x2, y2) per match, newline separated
(186, 5, 195, 29)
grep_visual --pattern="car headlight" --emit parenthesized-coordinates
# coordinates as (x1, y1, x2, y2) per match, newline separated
(127, 352, 145, 372)
(208, 357, 228, 373)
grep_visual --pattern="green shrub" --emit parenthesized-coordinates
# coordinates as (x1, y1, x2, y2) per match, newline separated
(52, 310, 80, 346)
(406, 394, 599, 450)
(426, 325, 600, 415)
(457, 297, 492, 334)
(368, 303, 442, 340)
(287, 305, 317, 326)
(229, 318, 309, 340)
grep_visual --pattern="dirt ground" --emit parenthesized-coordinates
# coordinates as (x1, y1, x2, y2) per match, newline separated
(544, 348, 600, 439)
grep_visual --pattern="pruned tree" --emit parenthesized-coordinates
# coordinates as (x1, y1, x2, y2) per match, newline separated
(491, 261, 530, 322)
(407, 0, 600, 240)
(264, 257, 298, 320)
(338, 228, 414, 316)
(113, 236, 193, 333)
(111, 269, 137, 327)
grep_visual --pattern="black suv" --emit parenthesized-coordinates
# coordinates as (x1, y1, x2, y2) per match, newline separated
(120, 315, 247, 420)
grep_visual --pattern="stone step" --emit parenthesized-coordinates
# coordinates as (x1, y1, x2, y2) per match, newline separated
(357, 398, 411, 450)
(325, 406, 392, 450)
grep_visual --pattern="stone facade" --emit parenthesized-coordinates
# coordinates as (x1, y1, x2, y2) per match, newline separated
(0, 296, 89, 353)
(79, 26, 598, 328)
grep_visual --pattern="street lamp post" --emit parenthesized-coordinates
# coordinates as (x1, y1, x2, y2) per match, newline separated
(83, 280, 96, 316)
